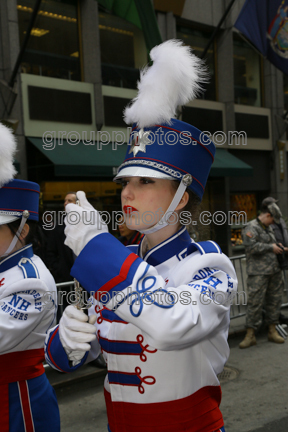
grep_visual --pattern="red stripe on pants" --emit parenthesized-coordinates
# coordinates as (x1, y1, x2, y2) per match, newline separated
(18, 381, 35, 432)
(0, 349, 44, 432)
(0, 384, 9, 432)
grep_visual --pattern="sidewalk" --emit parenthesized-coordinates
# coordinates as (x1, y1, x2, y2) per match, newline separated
(229, 314, 247, 335)
(45, 360, 106, 390)
(46, 319, 288, 432)
(221, 329, 288, 432)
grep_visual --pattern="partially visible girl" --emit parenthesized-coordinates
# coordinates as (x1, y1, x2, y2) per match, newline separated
(0, 124, 60, 432)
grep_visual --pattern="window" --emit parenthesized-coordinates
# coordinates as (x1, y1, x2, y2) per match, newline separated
(233, 34, 262, 107)
(230, 193, 257, 251)
(283, 75, 288, 139)
(99, 10, 147, 89)
(284, 74, 288, 111)
(17, 0, 81, 81)
(176, 24, 217, 101)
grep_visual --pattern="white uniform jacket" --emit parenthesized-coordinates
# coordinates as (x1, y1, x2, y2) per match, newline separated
(45, 227, 237, 432)
(0, 244, 59, 432)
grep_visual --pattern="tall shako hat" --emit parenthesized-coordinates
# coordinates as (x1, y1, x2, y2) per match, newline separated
(0, 179, 40, 225)
(0, 123, 40, 256)
(114, 39, 215, 234)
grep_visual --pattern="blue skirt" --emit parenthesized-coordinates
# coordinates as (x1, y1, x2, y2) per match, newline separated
(8, 373, 60, 432)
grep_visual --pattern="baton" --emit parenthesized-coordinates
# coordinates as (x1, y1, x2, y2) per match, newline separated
(73, 194, 92, 310)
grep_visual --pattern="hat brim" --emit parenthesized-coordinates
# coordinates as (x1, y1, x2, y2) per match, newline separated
(262, 198, 278, 207)
(114, 167, 173, 182)
(0, 214, 19, 225)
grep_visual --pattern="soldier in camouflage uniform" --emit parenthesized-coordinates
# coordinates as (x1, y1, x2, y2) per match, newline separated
(239, 202, 285, 348)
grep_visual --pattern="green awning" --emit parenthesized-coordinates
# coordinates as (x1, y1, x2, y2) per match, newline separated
(210, 149, 253, 177)
(28, 138, 253, 178)
(28, 137, 127, 177)
(97, 0, 162, 52)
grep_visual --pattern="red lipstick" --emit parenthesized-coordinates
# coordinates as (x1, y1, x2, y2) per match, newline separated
(123, 205, 138, 214)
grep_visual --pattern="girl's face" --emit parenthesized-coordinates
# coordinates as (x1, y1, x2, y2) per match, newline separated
(121, 177, 175, 231)
(0, 224, 14, 257)
(118, 217, 135, 238)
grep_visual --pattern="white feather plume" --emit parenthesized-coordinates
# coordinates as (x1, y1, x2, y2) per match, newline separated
(124, 39, 208, 128)
(0, 123, 17, 187)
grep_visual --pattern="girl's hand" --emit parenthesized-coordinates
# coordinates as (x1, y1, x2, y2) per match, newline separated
(59, 305, 97, 365)
(64, 191, 108, 255)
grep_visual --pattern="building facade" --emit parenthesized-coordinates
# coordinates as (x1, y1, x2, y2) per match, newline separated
(0, 0, 287, 254)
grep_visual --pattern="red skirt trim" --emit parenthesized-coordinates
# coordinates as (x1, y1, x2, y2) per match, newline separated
(104, 385, 224, 432)
(0, 348, 45, 432)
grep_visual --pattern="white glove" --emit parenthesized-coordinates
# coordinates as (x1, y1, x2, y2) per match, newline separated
(59, 305, 97, 366)
(64, 191, 108, 256)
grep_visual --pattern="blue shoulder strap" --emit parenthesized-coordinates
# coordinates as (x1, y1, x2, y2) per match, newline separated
(18, 257, 39, 279)
(187, 240, 222, 256)
(126, 244, 139, 254)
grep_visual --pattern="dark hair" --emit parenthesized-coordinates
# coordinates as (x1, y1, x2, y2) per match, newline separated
(171, 180, 200, 226)
(260, 205, 270, 214)
(7, 219, 43, 250)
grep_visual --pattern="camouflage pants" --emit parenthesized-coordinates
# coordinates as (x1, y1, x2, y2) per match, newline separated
(246, 272, 283, 330)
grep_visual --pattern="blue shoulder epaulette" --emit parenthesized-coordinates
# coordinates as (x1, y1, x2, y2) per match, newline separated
(18, 257, 40, 279)
(126, 244, 139, 253)
(187, 240, 222, 256)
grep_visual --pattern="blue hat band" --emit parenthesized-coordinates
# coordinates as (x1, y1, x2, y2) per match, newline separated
(119, 158, 206, 197)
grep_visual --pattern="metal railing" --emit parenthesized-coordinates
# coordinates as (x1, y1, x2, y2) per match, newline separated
(54, 255, 288, 323)
(229, 254, 247, 320)
(229, 254, 288, 320)
(55, 280, 75, 318)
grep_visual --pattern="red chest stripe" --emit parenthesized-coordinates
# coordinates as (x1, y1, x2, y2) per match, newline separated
(96, 253, 139, 295)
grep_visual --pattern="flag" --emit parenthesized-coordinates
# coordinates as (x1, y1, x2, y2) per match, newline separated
(234, 0, 288, 74)
(97, 0, 162, 52)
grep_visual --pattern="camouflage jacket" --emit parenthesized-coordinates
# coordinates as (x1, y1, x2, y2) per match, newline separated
(242, 218, 280, 275)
